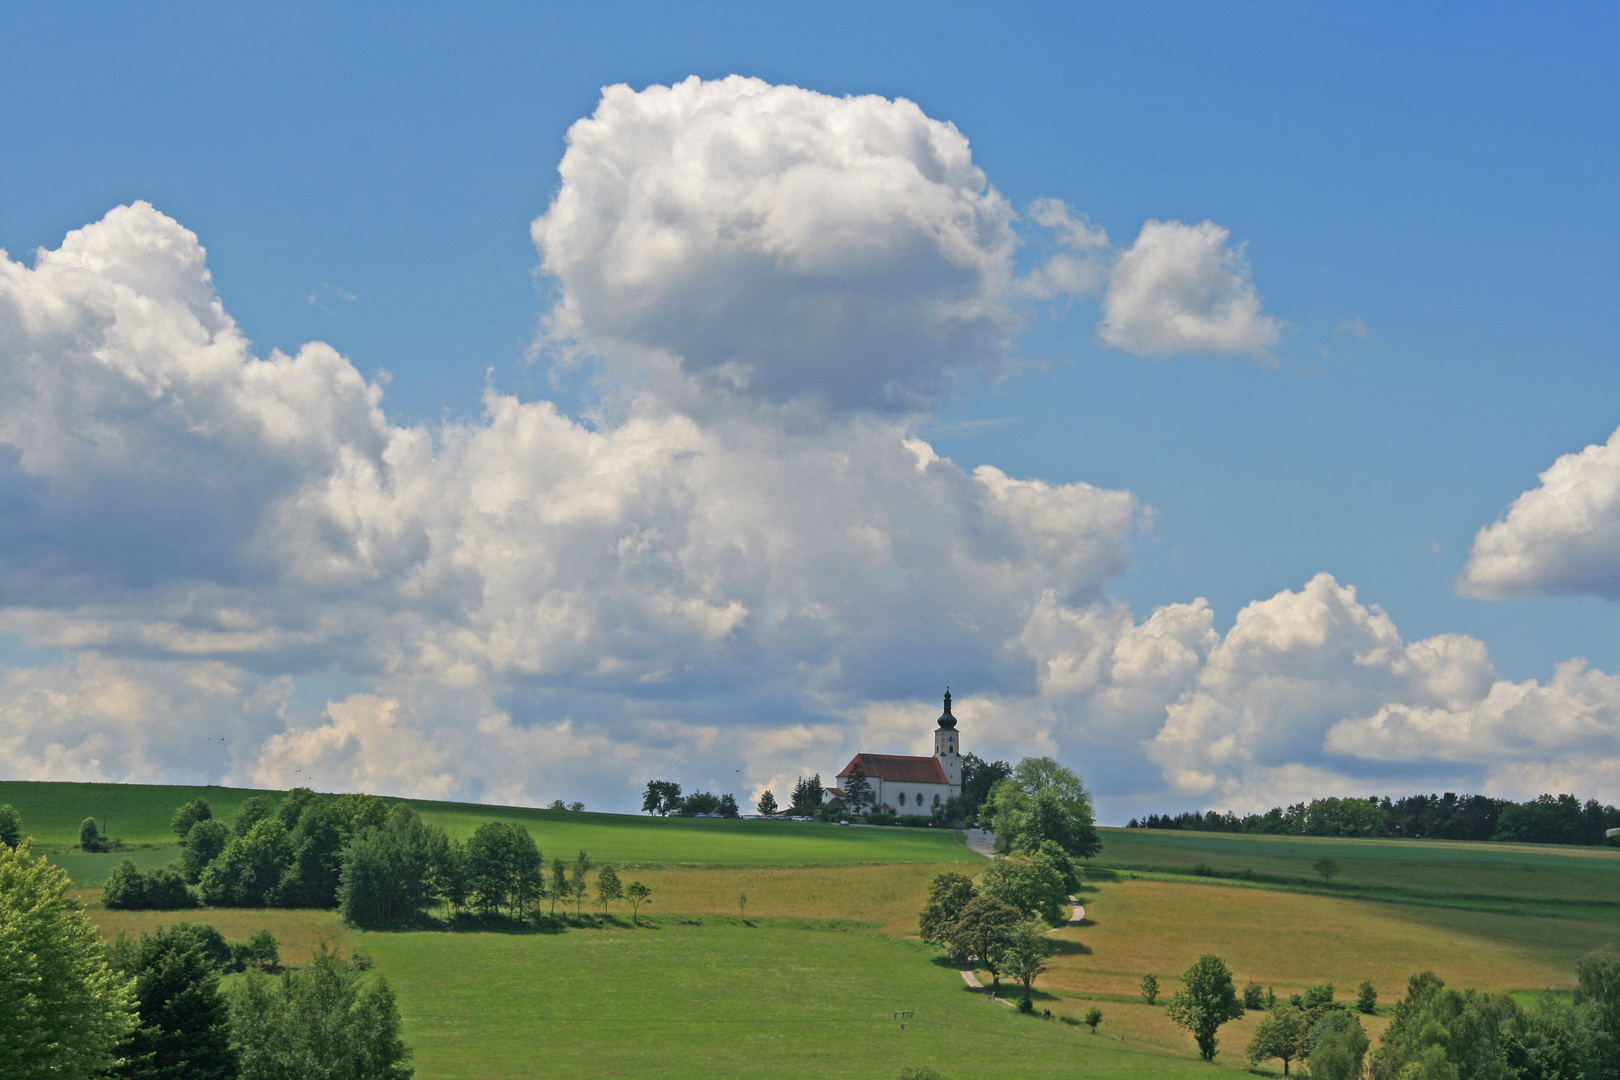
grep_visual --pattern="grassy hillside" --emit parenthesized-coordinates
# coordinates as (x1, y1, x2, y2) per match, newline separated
(1094, 826, 1620, 916)
(0, 780, 978, 869)
(0, 780, 275, 848)
(57, 783, 1620, 1079)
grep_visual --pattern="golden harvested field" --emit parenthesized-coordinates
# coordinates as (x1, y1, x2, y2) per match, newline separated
(76, 889, 352, 967)
(627, 862, 960, 934)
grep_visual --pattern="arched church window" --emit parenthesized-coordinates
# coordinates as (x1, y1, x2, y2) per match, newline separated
(915, 792, 923, 805)
(898, 792, 906, 806)
(933, 794, 941, 807)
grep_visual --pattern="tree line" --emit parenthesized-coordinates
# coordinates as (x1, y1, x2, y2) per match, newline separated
(2, 839, 413, 1079)
(1139, 946, 1620, 1080)
(1128, 791, 1620, 846)
(96, 789, 654, 929)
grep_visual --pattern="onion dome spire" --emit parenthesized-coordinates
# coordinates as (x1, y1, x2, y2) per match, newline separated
(937, 686, 957, 730)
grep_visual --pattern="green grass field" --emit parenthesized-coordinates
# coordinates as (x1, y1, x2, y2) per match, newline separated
(355, 917, 1218, 1080)
(1094, 826, 1620, 917)
(37, 783, 1620, 1078)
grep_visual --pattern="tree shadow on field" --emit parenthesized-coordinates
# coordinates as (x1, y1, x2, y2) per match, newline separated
(1049, 938, 1091, 956)
(1082, 867, 1121, 883)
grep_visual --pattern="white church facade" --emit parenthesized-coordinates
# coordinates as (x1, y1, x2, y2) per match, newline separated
(824, 690, 963, 814)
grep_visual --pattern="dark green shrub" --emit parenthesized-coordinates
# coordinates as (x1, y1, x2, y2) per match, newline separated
(898, 814, 932, 828)
(102, 859, 197, 910)
(1243, 981, 1266, 1010)
(0, 804, 21, 848)
(230, 929, 280, 972)
(102, 858, 147, 909)
(867, 812, 896, 826)
(79, 817, 109, 853)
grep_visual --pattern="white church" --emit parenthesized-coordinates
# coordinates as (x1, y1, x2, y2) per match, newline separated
(824, 690, 963, 814)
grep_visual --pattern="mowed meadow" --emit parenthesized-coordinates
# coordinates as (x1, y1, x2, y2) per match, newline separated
(9, 781, 1620, 1078)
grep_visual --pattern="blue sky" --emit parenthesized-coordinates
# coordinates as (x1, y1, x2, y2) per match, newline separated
(2, 4, 1618, 817)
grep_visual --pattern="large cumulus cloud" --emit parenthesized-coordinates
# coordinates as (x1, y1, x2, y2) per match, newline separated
(533, 76, 1019, 413)
(0, 197, 1143, 805)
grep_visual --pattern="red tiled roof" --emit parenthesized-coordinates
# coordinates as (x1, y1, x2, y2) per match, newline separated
(837, 753, 950, 785)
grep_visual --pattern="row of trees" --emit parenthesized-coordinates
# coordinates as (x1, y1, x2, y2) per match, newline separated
(98, 789, 657, 928)
(1128, 791, 1620, 846)
(2, 840, 413, 1079)
(641, 781, 741, 817)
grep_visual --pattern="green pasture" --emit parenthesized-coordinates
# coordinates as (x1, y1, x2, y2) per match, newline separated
(357, 918, 1221, 1080)
(408, 799, 976, 868)
(47, 846, 179, 884)
(1096, 826, 1620, 916)
(0, 780, 272, 848)
(0, 780, 978, 870)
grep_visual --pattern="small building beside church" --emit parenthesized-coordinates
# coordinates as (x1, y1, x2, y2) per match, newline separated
(825, 690, 963, 814)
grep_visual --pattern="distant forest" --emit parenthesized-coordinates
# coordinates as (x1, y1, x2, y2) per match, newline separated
(1126, 792, 1620, 847)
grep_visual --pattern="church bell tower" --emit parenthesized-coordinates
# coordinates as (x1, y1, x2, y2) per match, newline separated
(934, 688, 962, 787)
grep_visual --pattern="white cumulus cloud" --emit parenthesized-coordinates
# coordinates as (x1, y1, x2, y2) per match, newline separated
(1099, 219, 1280, 358)
(1462, 423, 1620, 599)
(533, 75, 1020, 413)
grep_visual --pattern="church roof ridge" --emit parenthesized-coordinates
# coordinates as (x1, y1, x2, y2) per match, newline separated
(836, 753, 950, 785)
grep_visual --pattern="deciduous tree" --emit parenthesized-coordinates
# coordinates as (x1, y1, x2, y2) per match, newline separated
(756, 791, 779, 816)
(171, 799, 212, 842)
(943, 896, 1021, 986)
(0, 841, 136, 1078)
(596, 865, 623, 914)
(917, 872, 976, 950)
(1247, 1006, 1308, 1075)
(982, 758, 1100, 859)
(642, 780, 682, 816)
(625, 881, 652, 924)
(1003, 920, 1056, 1008)
(980, 851, 1069, 924)
(549, 857, 568, 916)
(1314, 856, 1340, 885)
(181, 820, 230, 883)
(1165, 954, 1245, 1061)
(229, 943, 411, 1080)
(231, 796, 276, 839)
(201, 818, 292, 908)
(1141, 973, 1159, 1005)
(1308, 1011, 1368, 1080)
(569, 851, 592, 915)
